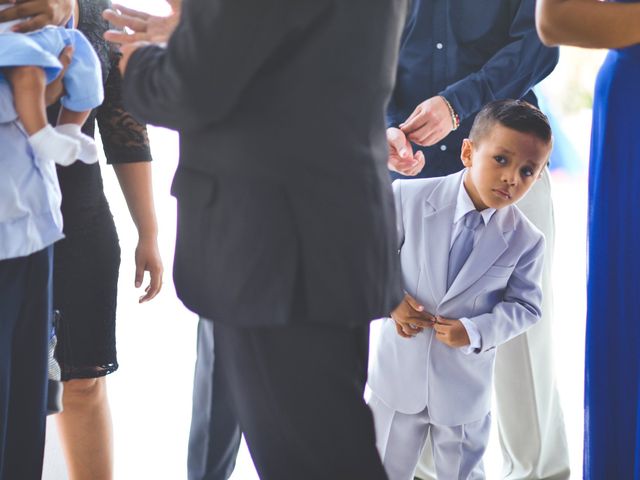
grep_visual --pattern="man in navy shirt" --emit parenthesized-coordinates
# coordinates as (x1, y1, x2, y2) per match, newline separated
(386, 1, 571, 479)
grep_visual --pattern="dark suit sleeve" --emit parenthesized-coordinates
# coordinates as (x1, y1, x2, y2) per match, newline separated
(439, 0, 559, 121)
(122, 0, 331, 131)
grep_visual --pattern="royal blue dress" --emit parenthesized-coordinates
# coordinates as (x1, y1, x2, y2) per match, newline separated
(585, 3, 640, 476)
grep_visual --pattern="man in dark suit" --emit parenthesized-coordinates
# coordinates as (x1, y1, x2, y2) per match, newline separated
(111, 0, 407, 478)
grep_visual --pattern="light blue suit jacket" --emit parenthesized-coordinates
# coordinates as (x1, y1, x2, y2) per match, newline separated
(368, 170, 544, 426)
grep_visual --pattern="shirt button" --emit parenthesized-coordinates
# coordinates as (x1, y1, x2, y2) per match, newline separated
(436, 42, 444, 50)
(440, 145, 447, 151)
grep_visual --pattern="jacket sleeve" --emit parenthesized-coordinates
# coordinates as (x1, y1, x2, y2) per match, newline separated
(439, 0, 559, 121)
(468, 234, 545, 352)
(122, 0, 331, 132)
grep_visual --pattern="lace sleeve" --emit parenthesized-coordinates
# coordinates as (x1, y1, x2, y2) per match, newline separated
(96, 46, 152, 164)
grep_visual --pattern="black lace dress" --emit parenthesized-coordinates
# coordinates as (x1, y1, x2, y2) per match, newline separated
(50, 0, 152, 381)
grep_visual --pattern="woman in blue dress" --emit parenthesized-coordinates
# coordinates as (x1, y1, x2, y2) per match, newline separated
(537, 1, 640, 478)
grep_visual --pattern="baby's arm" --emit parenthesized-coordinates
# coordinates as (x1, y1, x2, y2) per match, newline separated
(52, 29, 104, 163)
(4, 65, 48, 135)
(57, 106, 90, 126)
(5, 64, 80, 164)
(3, 47, 82, 164)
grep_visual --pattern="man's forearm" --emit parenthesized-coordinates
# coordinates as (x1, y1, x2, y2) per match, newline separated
(122, 45, 197, 131)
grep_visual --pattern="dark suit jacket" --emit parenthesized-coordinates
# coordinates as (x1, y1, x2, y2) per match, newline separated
(123, 0, 407, 326)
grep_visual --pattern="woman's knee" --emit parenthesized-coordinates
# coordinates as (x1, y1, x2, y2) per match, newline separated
(62, 376, 106, 403)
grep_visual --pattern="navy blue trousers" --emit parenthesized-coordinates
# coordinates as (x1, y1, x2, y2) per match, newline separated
(0, 246, 52, 480)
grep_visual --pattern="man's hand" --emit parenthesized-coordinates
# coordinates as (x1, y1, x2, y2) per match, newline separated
(400, 96, 453, 147)
(387, 127, 425, 176)
(45, 45, 73, 106)
(0, 0, 72, 32)
(433, 316, 471, 348)
(390, 293, 435, 338)
(103, 0, 181, 45)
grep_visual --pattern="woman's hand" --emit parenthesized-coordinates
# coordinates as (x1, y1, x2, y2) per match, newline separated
(134, 235, 163, 303)
(112, 162, 161, 303)
(0, 0, 72, 32)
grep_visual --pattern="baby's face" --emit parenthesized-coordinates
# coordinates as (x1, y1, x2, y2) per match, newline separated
(461, 125, 551, 210)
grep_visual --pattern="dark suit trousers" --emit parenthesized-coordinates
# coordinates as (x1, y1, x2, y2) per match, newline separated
(188, 318, 241, 480)
(0, 246, 52, 480)
(215, 321, 388, 480)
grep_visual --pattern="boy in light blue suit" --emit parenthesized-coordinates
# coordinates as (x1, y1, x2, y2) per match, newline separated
(368, 100, 552, 480)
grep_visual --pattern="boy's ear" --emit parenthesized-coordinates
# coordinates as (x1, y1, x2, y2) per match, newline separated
(461, 138, 473, 168)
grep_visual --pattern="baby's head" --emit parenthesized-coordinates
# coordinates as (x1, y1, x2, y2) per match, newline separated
(461, 99, 552, 210)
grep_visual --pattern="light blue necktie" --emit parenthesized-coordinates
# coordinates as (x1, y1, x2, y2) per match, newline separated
(447, 210, 482, 289)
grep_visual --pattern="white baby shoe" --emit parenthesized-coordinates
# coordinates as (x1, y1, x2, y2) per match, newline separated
(55, 123, 99, 164)
(29, 124, 81, 167)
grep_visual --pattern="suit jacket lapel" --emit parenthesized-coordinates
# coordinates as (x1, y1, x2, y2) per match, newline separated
(421, 172, 463, 305)
(440, 206, 515, 306)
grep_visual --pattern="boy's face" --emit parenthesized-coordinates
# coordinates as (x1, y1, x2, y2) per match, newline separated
(461, 124, 551, 211)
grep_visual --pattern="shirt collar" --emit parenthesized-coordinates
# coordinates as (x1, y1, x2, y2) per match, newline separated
(453, 170, 496, 226)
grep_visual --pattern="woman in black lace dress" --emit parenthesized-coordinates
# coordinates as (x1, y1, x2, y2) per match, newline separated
(49, 0, 163, 477)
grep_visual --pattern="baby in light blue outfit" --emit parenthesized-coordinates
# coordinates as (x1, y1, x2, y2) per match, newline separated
(0, 9, 104, 166)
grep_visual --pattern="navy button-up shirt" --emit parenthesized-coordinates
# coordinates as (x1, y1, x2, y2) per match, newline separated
(388, 0, 559, 178)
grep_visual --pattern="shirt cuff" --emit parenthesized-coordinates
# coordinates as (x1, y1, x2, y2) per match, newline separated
(459, 317, 481, 355)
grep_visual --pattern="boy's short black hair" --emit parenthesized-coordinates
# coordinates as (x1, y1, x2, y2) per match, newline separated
(469, 99, 552, 145)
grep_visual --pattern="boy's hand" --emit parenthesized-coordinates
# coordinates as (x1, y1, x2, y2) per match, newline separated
(45, 45, 73, 106)
(390, 293, 435, 338)
(400, 96, 453, 147)
(433, 316, 471, 348)
(387, 127, 425, 176)
(103, 0, 181, 45)
(0, 0, 72, 32)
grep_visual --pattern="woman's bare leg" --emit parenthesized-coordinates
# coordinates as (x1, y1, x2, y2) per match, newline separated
(55, 377, 114, 480)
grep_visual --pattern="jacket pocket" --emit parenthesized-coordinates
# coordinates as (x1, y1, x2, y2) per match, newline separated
(170, 167, 217, 207)
(483, 264, 514, 278)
